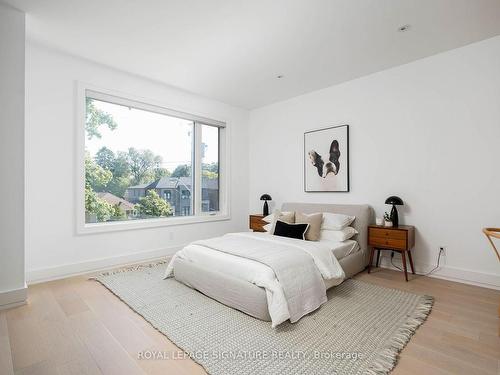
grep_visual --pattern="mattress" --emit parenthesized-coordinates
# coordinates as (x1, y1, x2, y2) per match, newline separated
(177, 238, 359, 290)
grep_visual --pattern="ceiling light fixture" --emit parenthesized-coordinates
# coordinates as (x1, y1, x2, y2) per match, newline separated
(276, 75, 284, 79)
(398, 24, 411, 32)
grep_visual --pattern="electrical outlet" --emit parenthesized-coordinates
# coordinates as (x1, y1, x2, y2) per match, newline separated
(439, 246, 446, 256)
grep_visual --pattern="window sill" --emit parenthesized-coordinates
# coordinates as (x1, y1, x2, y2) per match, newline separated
(77, 213, 230, 235)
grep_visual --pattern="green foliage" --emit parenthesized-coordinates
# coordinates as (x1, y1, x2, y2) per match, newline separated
(85, 186, 114, 222)
(202, 162, 219, 174)
(85, 98, 118, 140)
(85, 154, 116, 222)
(154, 167, 171, 180)
(93, 148, 132, 198)
(84, 100, 132, 223)
(85, 155, 112, 192)
(171, 164, 191, 178)
(87, 146, 167, 199)
(202, 170, 218, 179)
(201, 162, 218, 179)
(135, 190, 173, 218)
(127, 148, 162, 185)
(113, 152, 132, 177)
(111, 204, 127, 220)
(106, 176, 131, 198)
(95, 147, 116, 171)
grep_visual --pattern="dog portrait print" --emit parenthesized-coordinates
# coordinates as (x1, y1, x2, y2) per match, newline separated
(304, 125, 349, 192)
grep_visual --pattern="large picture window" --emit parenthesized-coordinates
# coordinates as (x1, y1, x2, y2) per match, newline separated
(79, 88, 227, 232)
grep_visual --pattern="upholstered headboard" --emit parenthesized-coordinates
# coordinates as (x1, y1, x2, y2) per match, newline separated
(281, 202, 374, 256)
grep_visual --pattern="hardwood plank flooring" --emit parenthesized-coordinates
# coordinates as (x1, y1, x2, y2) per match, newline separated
(2, 267, 499, 375)
(0, 311, 14, 375)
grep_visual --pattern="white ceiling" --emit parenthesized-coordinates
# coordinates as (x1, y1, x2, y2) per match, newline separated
(6, 0, 500, 109)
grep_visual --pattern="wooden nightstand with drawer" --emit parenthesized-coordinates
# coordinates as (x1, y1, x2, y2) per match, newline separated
(249, 214, 267, 232)
(368, 225, 415, 281)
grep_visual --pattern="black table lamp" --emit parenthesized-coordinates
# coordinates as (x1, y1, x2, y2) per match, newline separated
(385, 196, 404, 227)
(260, 194, 272, 216)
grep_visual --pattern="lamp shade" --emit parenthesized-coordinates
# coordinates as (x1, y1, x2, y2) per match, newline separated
(385, 196, 403, 205)
(260, 194, 272, 201)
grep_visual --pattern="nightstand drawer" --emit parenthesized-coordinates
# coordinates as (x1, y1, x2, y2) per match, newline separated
(369, 227, 407, 240)
(249, 215, 266, 232)
(369, 237, 407, 250)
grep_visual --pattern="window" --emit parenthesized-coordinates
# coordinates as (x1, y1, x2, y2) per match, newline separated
(201, 124, 219, 212)
(79, 87, 227, 232)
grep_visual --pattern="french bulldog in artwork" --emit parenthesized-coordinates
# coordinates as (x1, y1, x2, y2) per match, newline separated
(308, 140, 340, 178)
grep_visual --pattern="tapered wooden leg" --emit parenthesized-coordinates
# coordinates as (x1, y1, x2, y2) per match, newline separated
(401, 250, 408, 281)
(368, 248, 375, 273)
(376, 249, 381, 267)
(407, 249, 415, 274)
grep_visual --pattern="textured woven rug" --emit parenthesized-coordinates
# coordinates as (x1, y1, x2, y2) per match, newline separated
(93, 262, 432, 375)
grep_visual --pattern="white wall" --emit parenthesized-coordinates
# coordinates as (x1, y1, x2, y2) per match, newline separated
(249, 36, 500, 289)
(25, 43, 249, 282)
(0, 3, 26, 307)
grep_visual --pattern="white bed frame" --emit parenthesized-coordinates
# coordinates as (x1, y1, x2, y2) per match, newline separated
(173, 202, 374, 321)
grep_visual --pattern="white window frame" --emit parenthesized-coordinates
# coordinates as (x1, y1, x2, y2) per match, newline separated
(75, 83, 230, 234)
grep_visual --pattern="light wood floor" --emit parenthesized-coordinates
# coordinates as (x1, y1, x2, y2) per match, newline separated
(1, 267, 499, 375)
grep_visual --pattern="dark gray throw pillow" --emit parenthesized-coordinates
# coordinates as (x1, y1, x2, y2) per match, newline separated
(273, 220, 309, 240)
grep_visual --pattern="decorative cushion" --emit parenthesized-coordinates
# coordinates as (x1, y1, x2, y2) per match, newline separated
(320, 227, 358, 242)
(295, 212, 323, 241)
(273, 220, 309, 240)
(263, 211, 294, 224)
(321, 213, 355, 230)
(268, 209, 295, 234)
(263, 223, 272, 232)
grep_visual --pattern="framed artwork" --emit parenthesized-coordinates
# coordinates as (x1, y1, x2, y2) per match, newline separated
(304, 124, 349, 192)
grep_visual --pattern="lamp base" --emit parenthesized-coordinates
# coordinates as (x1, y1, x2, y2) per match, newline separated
(263, 201, 269, 216)
(390, 205, 399, 227)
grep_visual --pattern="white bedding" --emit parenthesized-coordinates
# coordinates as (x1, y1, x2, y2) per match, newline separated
(165, 232, 358, 326)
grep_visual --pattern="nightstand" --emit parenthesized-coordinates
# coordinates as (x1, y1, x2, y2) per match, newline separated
(368, 225, 415, 281)
(249, 214, 267, 232)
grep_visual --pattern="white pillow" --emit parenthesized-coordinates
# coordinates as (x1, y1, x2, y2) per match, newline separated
(321, 213, 355, 230)
(263, 211, 294, 223)
(263, 223, 272, 232)
(320, 227, 358, 242)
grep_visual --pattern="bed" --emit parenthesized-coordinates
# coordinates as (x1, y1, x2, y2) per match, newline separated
(165, 202, 373, 326)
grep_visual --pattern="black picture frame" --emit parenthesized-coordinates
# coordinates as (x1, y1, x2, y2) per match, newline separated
(304, 124, 350, 192)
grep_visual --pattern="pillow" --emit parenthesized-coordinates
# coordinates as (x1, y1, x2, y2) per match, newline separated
(263, 223, 272, 232)
(322, 213, 355, 230)
(263, 211, 294, 224)
(273, 220, 309, 240)
(268, 209, 295, 233)
(320, 227, 358, 242)
(295, 212, 322, 241)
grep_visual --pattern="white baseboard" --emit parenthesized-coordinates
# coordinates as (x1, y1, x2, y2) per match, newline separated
(0, 285, 27, 310)
(27, 245, 184, 284)
(378, 255, 500, 290)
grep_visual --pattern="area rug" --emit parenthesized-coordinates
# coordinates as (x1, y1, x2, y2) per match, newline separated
(92, 262, 433, 375)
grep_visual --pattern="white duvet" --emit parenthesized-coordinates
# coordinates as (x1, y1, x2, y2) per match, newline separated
(165, 232, 350, 326)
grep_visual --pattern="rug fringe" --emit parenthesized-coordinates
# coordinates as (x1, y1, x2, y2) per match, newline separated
(363, 295, 434, 375)
(89, 260, 168, 279)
